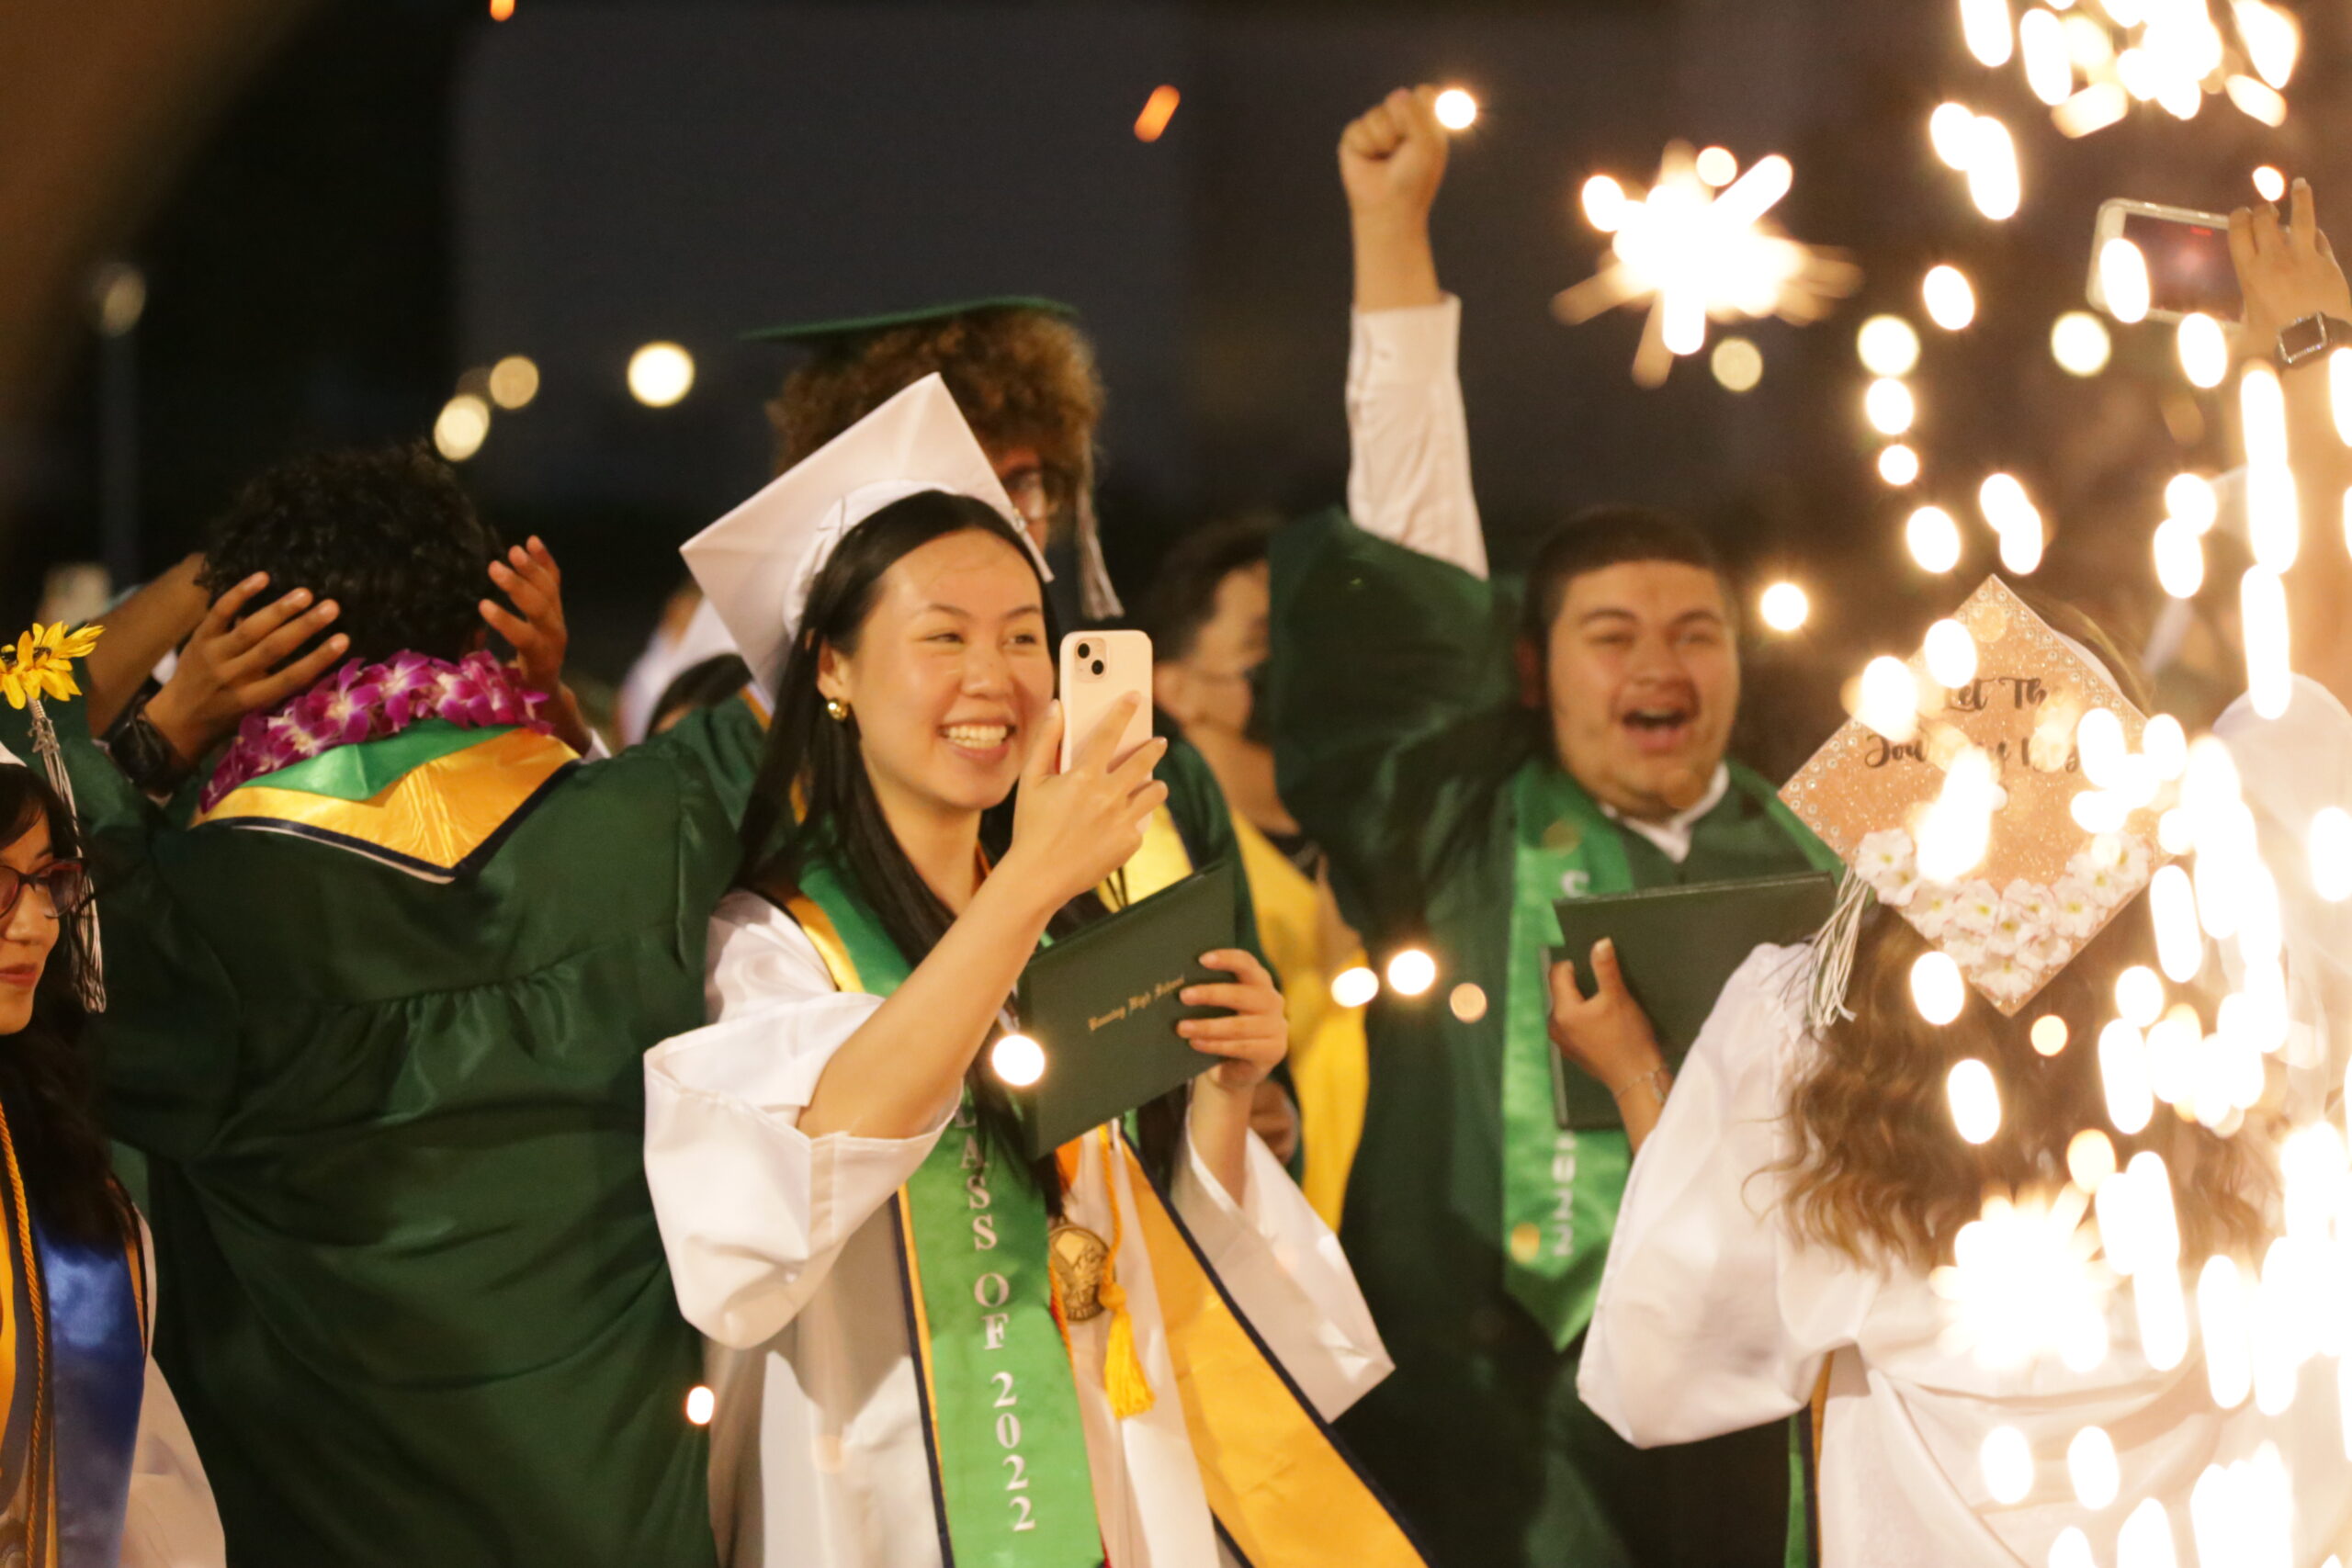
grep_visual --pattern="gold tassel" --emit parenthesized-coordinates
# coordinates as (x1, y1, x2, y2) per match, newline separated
(1091, 1125, 1155, 1419)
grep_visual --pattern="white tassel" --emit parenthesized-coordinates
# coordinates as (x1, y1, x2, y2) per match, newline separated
(1804, 870, 1871, 1039)
(26, 697, 105, 1013)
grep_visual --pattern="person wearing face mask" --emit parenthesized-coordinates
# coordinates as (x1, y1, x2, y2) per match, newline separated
(0, 686, 221, 1564)
(1261, 88, 1841, 1567)
(643, 378, 1421, 1568)
(1141, 518, 1372, 1225)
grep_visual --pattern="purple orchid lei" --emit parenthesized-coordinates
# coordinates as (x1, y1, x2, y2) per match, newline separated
(200, 649, 553, 811)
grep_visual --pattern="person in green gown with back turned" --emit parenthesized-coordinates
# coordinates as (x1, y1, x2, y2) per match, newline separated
(4, 446, 763, 1566)
(1273, 87, 1842, 1568)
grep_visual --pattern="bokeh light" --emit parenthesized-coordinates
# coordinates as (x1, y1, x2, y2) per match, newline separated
(1759, 581, 1810, 632)
(2052, 312, 2113, 376)
(488, 355, 540, 410)
(628, 342, 695, 407)
(1906, 505, 1962, 572)
(1433, 88, 1479, 131)
(434, 394, 491, 462)
(1857, 314, 1922, 377)
(1878, 445, 1921, 486)
(1385, 949, 1437, 997)
(1923, 265, 1976, 330)
(1710, 335, 1763, 391)
(991, 1033, 1046, 1088)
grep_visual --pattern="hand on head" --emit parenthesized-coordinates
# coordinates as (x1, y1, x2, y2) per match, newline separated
(2231, 178, 2350, 363)
(481, 537, 594, 752)
(1000, 694, 1169, 913)
(144, 574, 348, 764)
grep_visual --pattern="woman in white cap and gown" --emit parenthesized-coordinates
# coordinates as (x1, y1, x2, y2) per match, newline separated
(640, 378, 1426, 1568)
(1559, 571, 2352, 1566)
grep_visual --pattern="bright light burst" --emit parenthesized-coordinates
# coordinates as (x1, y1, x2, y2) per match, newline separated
(1969, 0, 2302, 137)
(1555, 142, 1859, 387)
(1933, 1186, 2112, 1372)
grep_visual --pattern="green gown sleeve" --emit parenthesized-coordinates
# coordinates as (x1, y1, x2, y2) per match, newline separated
(1267, 508, 1520, 937)
(0, 697, 242, 1161)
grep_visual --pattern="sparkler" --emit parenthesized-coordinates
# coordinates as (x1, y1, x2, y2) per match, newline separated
(1959, 0, 2301, 138)
(1554, 142, 1859, 387)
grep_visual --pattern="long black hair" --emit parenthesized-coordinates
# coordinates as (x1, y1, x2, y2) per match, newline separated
(0, 769, 131, 1247)
(740, 491, 1183, 1205)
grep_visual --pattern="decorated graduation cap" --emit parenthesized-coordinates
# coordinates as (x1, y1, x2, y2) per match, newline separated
(1784, 577, 2165, 1020)
(745, 295, 1123, 621)
(680, 373, 1046, 696)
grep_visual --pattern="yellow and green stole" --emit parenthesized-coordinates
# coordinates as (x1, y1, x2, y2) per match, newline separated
(190, 720, 577, 881)
(783, 853, 1430, 1568)
(0, 1100, 151, 1566)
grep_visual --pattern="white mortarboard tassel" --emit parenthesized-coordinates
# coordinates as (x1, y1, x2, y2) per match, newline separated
(0, 707, 104, 1012)
(680, 374, 1047, 698)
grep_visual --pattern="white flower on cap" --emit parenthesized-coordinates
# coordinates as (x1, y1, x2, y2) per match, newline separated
(679, 374, 1047, 697)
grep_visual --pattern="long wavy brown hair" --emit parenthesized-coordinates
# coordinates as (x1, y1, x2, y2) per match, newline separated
(1779, 595, 2273, 1271)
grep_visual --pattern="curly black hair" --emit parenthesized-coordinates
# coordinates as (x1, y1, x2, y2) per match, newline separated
(198, 444, 503, 664)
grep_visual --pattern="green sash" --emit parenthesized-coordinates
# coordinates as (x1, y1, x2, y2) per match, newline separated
(1498, 761, 1838, 1351)
(790, 859, 1103, 1567)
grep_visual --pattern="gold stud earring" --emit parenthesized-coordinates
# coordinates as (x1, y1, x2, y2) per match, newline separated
(824, 698, 851, 723)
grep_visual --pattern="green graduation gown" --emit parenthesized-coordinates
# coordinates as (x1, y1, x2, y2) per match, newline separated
(1269, 511, 1827, 1568)
(10, 693, 768, 1568)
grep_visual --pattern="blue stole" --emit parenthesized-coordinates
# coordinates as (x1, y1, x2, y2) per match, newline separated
(0, 1102, 148, 1565)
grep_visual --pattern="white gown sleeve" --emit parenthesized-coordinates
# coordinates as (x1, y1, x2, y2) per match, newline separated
(120, 1214, 224, 1568)
(1344, 297, 1489, 580)
(644, 893, 949, 1350)
(2216, 675, 2352, 1096)
(1170, 1131, 1392, 1419)
(1578, 944, 1877, 1447)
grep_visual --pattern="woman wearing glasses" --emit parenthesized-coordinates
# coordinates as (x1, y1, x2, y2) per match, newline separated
(0, 754, 221, 1565)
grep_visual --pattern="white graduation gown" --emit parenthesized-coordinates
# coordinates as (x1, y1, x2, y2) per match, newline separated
(1581, 678, 2352, 1568)
(123, 1213, 226, 1567)
(644, 890, 1394, 1568)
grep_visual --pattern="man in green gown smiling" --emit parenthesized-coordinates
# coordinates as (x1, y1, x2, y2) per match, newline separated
(1273, 87, 1840, 1567)
(6, 446, 760, 1566)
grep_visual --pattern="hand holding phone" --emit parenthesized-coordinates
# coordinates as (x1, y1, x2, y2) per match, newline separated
(1058, 631, 1154, 772)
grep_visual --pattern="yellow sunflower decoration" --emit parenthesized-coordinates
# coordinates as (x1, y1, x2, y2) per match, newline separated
(0, 622, 103, 710)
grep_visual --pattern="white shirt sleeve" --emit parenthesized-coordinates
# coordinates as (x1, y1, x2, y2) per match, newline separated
(1169, 1131, 1393, 1420)
(644, 892, 949, 1350)
(120, 1213, 225, 1568)
(1345, 297, 1489, 580)
(1578, 943, 1877, 1448)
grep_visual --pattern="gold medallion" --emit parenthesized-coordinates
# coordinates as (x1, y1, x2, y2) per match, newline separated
(1049, 1222, 1110, 1322)
(1541, 818, 1583, 853)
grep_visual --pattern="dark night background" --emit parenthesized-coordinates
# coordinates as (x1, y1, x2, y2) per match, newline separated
(9, 0, 2347, 773)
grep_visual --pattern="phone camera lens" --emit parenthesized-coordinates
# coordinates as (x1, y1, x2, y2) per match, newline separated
(1076, 642, 1091, 659)
(1090, 660, 1105, 676)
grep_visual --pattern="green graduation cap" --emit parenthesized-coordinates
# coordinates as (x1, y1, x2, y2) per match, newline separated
(741, 296, 1080, 345)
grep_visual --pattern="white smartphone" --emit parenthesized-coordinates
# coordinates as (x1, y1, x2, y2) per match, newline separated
(1058, 630, 1154, 772)
(2087, 198, 2237, 324)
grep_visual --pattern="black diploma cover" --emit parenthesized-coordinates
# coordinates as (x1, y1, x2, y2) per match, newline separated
(1012, 859, 1238, 1157)
(1549, 870, 1838, 1131)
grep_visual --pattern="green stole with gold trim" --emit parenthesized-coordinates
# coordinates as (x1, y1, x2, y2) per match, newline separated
(780, 851, 1433, 1568)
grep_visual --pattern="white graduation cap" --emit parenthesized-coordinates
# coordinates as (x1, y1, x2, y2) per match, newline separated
(681, 374, 1047, 696)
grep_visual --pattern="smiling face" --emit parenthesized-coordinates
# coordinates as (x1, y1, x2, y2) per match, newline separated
(816, 528, 1056, 823)
(0, 815, 62, 1036)
(1541, 560, 1740, 821)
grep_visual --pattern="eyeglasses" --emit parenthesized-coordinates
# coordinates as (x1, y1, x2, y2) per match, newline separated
(0, 863, 87, 923)
(998, 465, 1075, 530)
